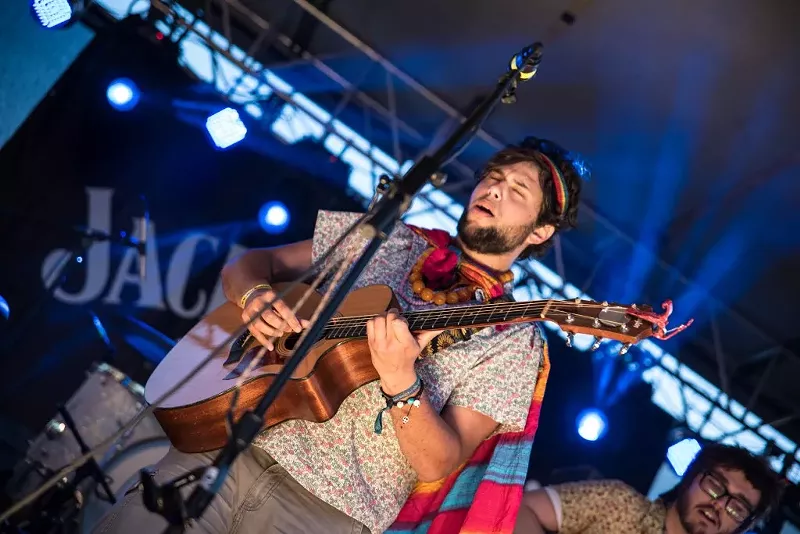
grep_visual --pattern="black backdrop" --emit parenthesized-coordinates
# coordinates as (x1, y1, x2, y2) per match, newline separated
(0, 23, 363, 440)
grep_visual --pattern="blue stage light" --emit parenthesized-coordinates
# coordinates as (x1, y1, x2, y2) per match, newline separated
(106, 79, 140, 111)
(577, 408, 607, 442)
(206, 108, 247, 149)
(667, 437, 701, 476)
(31, 0, 74, 28)
(259, 201, 290, 234)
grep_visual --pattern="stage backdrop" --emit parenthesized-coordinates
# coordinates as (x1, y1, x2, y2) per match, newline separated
(0, 23, 363, 436)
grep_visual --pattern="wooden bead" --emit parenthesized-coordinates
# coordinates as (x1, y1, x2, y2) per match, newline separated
(412, 280, 425, 294)
(433, 292, 447, 306)
(457, 289, 471, 302)
(500, 271, 514, 283)
(446, 292, 459, 304)
(420, 288, 435, 302)
(409, 272, 422, 283)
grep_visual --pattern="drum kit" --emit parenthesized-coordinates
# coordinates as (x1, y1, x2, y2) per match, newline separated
(0, 308, 175, 534)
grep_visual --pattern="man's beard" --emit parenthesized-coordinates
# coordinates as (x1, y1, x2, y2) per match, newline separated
(456, 211, 536, 255)
(676, 491, 730, 534)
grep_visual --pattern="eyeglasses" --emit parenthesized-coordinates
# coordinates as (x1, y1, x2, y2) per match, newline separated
(699, 471, 755, 523)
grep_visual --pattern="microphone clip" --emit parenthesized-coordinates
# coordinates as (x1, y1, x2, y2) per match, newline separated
(140, 466, 206, 531)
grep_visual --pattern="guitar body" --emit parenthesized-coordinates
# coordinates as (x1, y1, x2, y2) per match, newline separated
(145, 283, 395, 453)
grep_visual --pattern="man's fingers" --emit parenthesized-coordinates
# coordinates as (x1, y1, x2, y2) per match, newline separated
(416, 329, 443, 348)
(241, 310, 274, 351)
(253, 317, 283, 339)
(248, 328, 274, 351)
(260, 310, 292, 334)
(271, 297, 302, 333)
(372, 313, 387, 341)
(366, 318, 375, 349)
(391, 317, 417, 347)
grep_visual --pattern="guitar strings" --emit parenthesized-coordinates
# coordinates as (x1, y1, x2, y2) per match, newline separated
(302, 301, 635, 335)
(319, 300, 632, 326)
(315, 308, 626, 338)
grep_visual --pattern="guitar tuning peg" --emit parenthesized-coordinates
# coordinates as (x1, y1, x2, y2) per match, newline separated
(590, 337, 602, 351)
(565, 332, 574, 348)
(618, 343, 632, 356)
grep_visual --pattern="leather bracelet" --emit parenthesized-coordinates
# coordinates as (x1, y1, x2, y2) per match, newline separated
(374, 378, 425, 434)
(379, 376, 422, 408)
(239, 283, 272, 309)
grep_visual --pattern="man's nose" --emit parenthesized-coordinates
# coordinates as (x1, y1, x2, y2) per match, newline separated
(486, 182, 502, 200)
(710, 498, 725, 513)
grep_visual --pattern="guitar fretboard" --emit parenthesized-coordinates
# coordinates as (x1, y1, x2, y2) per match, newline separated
(320, 300, 556, 340)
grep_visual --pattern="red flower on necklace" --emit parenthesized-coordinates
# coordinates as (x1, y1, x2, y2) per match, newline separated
(418, 229, 458, 289)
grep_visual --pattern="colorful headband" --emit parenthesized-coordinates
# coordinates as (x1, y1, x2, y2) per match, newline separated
(539, 153, 569, 216)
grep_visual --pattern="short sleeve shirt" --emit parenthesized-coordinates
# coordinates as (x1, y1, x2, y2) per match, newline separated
(545, 480, 667, 533)
(254, 211, 545, 533)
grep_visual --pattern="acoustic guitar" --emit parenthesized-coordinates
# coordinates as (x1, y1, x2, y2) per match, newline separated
(144, 283, 690, 453)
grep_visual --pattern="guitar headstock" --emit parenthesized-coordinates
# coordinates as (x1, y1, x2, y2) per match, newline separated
(545, 299, 693, 353)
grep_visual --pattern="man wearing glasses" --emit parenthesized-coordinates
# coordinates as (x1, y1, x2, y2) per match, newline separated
(514, 443, 784, 533)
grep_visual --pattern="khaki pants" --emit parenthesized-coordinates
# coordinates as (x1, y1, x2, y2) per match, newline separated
(92, 446, 370, 534)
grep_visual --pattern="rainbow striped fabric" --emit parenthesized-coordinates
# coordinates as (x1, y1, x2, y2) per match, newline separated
(387, 343, 551, 534)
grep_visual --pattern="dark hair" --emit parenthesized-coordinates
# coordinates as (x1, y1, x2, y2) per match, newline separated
(661, 443, 784, 528)
(475, 136, 585, 259)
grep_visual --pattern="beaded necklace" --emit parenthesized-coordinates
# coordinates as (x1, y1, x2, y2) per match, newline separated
(407, 226, 514, 305)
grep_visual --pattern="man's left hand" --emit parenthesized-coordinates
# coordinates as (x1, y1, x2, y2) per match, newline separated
(366, 308, 440, 395)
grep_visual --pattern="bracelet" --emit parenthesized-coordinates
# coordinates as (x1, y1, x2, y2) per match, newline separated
(379, 376, 422, 407)
(374, 378, 425, 434)
(239, 283, 272, 309)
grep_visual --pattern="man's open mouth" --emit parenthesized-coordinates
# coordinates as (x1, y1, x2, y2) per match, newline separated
(473, 203, 494, 216)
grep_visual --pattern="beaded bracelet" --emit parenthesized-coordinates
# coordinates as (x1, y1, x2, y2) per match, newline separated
(374, 377, 425, 434)
(239, 283, 273, 309)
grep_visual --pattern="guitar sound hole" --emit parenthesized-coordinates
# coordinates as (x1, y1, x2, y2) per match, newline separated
(284, 333, 300, 351)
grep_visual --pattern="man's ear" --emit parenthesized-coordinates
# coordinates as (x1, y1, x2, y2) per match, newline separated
(526, 224, 555, 246)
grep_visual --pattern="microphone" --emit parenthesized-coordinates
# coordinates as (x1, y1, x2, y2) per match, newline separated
(509, 43, 543, 81)
(138, 195, 149, 281)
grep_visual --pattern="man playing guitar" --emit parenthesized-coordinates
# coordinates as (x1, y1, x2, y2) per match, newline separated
(95, 137, 584, 533)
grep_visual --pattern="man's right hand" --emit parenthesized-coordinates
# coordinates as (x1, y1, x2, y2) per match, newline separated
(241, 286, 310, 351)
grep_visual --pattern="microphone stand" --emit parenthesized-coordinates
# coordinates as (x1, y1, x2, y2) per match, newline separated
(143, 43, 544, 533)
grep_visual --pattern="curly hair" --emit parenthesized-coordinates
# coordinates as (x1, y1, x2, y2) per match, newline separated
(660, 443, 785, 530)
(474, 136, 584, 259)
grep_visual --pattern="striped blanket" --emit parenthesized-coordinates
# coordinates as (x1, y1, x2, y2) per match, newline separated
(387, 341, 551, 534)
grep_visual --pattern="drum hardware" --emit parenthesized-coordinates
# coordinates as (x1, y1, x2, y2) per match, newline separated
(55, 406, 116, 508)
(2, 364, 169, 533)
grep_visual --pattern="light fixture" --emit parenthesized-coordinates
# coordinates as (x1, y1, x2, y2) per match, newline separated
(206, 108, 247, 149)
(258, 201, 290, 234)
(576, 408, 607, 442)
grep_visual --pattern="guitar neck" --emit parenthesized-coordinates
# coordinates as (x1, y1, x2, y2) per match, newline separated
(321, 300, 565, 340)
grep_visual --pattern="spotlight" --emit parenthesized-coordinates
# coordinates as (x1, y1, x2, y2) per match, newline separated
(667, 437, 701, 476)
(30, 0, 82, 29)
(206, 108, 247, 149)
(576, 408, 607, 442)
(106, 79, 140, 111)
(259, 201, 290, 234)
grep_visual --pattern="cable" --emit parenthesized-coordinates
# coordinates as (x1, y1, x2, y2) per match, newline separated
(0, 212, 373, 524)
